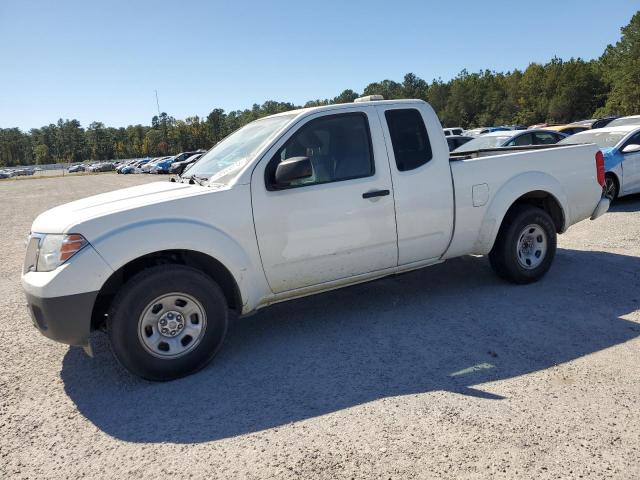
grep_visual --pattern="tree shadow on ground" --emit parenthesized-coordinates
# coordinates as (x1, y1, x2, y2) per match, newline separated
(61, 249, 640, 443)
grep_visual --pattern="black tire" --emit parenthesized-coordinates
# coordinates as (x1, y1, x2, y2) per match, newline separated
(603, 174, 618, 201)
(107, 265, 228, 381)
(488, 205, 557, 284)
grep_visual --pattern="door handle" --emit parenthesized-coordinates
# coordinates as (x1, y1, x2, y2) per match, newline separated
(362, 189, 390, 199)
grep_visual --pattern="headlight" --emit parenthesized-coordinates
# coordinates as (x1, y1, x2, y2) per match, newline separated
(25, 234, 88, 272)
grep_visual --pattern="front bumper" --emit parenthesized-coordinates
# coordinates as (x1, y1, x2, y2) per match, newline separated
(25, 290, 98, 348)
(21, 243, 113, 352)
(590, 196, 610, 220)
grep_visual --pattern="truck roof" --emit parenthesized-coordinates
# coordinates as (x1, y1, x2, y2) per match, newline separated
(267, 98, 426, 119)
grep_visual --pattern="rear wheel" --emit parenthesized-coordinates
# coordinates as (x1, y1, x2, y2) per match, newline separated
(107, 265, 228, 381)
(603, 174, 618, 201)
(489, 205, 557, 284)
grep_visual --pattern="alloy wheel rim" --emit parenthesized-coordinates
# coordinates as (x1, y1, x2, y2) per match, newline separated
(137, 292, 207, 359)
(516, 224, 547, 270)
(604, 178, 616, 200)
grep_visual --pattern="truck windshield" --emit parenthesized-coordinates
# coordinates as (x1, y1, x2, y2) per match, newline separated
(557, 130, 627, 149)
(186, 114, 296, 184)
(453, 134, 513, 152)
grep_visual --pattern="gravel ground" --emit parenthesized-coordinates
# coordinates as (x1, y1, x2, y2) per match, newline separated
(1, 174, 639, 479)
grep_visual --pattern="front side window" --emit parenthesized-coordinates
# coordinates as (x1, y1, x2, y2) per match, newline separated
(385, 109, 432, 171)
(534, 132, 561, 145)
(506, 133, 534, 146)
(266, 112, 374, 189)
(458, 134, 514, 151)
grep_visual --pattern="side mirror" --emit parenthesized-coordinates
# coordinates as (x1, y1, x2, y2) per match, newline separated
(622, 144, 640, 154)
(274, 156, 312, 186)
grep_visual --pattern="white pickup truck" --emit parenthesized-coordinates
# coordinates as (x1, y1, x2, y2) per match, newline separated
(22, 97, 609, 380)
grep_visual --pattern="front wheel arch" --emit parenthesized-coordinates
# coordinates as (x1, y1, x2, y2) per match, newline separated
(91, 249, 242, 331)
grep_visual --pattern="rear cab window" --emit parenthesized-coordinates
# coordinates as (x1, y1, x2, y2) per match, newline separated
(384, 109, 433, 171)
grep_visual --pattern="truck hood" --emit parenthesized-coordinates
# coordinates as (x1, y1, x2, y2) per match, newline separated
(31, 181, 214, 234)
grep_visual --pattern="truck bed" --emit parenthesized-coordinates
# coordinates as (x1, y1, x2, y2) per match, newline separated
(444, 143, 601, 259)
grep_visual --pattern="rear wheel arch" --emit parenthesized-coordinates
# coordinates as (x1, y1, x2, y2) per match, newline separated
(507, 190, 565, 233)
(472, 171, 569, 255)
(91, 249, 242, 330)
(483, 189, 564, 256)
(475, 185, 566, 256)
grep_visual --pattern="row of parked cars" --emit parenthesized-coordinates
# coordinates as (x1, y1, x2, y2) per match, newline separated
(68, 162, 118, 173)
(442, 116, 630, 152)
(445, 114, 640, 201)
(66, 150, 206, 176)
(114, 151, 205, 176)
(0, 167, 39, 179)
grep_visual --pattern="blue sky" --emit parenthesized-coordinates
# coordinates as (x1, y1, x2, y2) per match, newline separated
(1, 0, 638, 131)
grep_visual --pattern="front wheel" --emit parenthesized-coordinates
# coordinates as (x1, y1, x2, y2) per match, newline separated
(489, 205, 557, 284)
(107, 265, 229, 381)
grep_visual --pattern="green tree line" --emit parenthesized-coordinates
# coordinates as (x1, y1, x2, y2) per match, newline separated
(1, 11, 639, 168)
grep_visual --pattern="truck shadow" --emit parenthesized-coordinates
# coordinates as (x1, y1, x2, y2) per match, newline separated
(61, 249, 640, 443)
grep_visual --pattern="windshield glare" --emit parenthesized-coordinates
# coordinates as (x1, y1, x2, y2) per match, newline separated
(558, 131, 626, 149)
(186, 114, 296, 183)
(453, 135, 512, 152)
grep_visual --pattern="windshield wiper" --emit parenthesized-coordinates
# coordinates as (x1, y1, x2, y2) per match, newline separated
(182, 174, 209, 186)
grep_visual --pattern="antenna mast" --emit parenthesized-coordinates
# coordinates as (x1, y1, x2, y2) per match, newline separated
(155, 90, 161, 116)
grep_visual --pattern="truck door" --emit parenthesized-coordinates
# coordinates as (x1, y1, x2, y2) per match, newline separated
(251, 107, 398, 293)
(376, 104, 455, 265)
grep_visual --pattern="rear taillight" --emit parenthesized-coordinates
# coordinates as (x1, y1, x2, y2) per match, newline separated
(595, 150, 605, 187)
